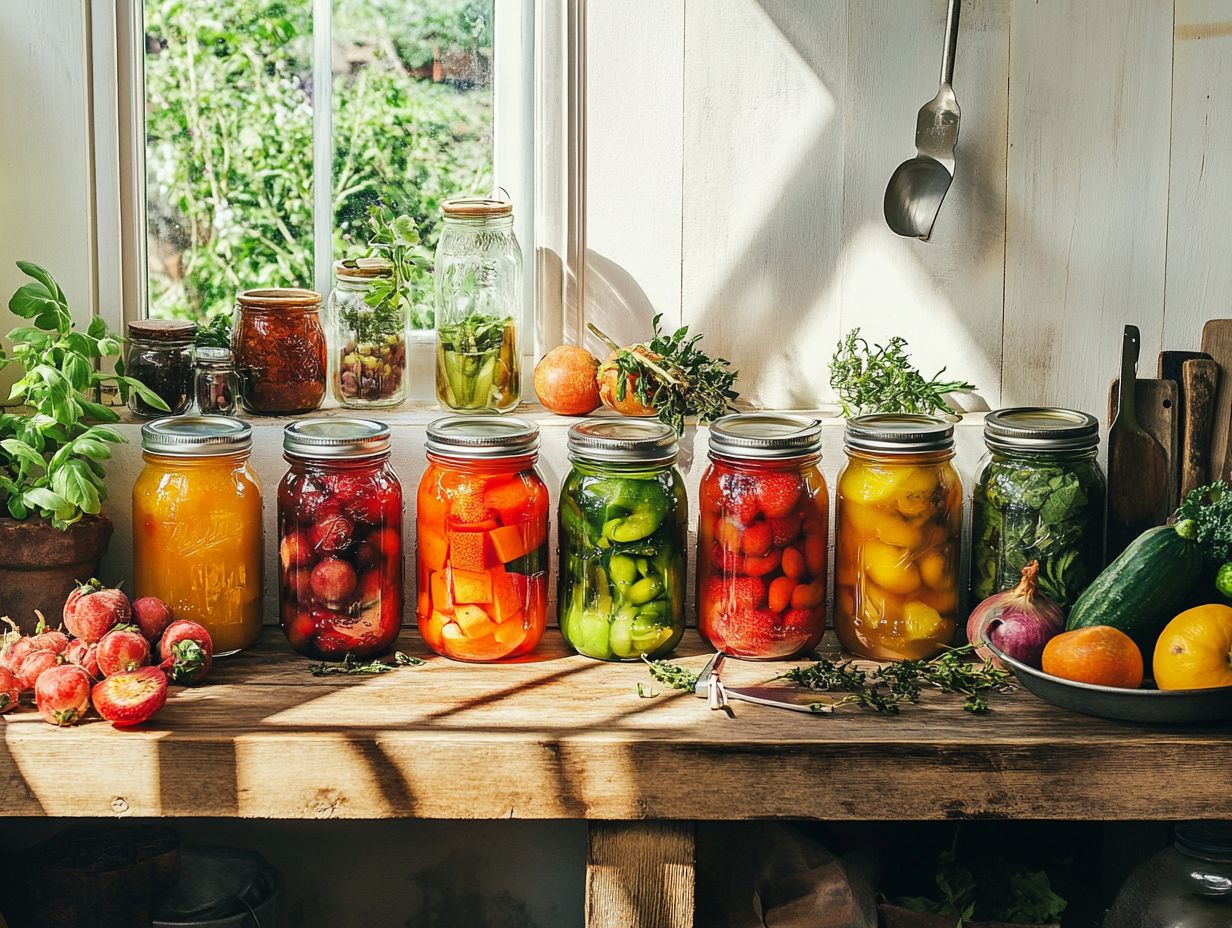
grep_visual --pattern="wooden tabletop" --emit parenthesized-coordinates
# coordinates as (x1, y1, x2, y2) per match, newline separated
(2, 630, 1228, 821)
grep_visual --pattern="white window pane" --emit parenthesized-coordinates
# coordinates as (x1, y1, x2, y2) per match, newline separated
(331, 0, 494, 330)
(144, 1, 315, 321)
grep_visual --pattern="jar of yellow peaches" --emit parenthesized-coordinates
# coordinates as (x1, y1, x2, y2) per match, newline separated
(835, 414, 962, 661)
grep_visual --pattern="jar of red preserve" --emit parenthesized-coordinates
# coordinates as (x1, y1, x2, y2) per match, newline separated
(278, 418, 403, 659)
(697, 413, 829, 659)
(417, 416, 549, 661)
(233, 288, 327, 415)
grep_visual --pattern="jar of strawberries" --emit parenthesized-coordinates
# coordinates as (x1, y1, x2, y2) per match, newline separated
(277, 418, 403, 660)
(697, 414, 828, 659)
(417, 416, 549, 661)
(834, 414, 962, 661)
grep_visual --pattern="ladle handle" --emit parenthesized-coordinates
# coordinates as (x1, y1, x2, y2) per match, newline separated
(940, 0, 960, 86)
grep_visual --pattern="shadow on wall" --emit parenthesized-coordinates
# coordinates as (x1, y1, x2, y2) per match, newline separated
(584, 248, 662, 355)
(684, 0, 1008, 409)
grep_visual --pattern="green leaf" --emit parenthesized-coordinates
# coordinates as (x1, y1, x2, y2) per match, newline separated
(119, 376, 171, 412)
(0, 439, 46, 474)
(63, 353, 92, 391)
(7, 497, 28, 520)
(22, 487, 69, 514)
(16, 262, 66, 304)
(87, 316, 107, 339)
(51, 461, 101, 515)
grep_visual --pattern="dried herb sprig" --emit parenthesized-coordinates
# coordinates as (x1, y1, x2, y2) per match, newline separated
(641, 655, 700, 692)
(829, 327, 975, 417)
(783, 645, 1014, 715)
(308, 651, 424, 677)
(589, 316, 739, 434)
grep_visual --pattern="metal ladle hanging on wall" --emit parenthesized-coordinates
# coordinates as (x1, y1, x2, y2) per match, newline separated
(883, 0, 962, 241)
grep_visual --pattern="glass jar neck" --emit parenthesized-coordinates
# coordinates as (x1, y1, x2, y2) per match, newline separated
(708, 451, 821, 472)
(143, 450, 250, 468)
(988, 446, 1099, 463)
(426, 451, 537, 474)
(845, 447, 954, 465)
(570, 455, 673, 479)
(129, 335, 193, 351)
(444, 215, 514, 233)
(285, 451, 392, 472)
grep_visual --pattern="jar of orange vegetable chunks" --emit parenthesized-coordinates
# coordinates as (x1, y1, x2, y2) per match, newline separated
(417, 416, 549, 661)
(835, 414, 962, 661)
(697, 414, 828, 659)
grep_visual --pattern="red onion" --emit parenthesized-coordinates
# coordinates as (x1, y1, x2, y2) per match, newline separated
(967, 561, 1065, 669)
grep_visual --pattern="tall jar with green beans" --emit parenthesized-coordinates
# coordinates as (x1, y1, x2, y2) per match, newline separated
(970, 407, 1106, 608)
(559, 420, 688, 660)
(434, 197, 521, 413)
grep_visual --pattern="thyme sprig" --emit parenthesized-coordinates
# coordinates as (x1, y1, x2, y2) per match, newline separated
(782, 645, 1014, 715)
(641, 655, 700, 693)
(829, 327, 975, 417)
(308, 651, 424, 676)
(589, 316, 739, 434)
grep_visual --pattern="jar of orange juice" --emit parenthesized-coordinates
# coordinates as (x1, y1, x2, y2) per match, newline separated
(835, 414, 962, 661)
(132, 417, 264, 655)
(696, 413, 828, 659)
(417, 416, 549, 661)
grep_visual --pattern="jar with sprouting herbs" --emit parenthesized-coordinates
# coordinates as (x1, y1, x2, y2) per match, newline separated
(434, 197, 521, 413)
(970, 407, 1105, 609)
(330, 258, 407, 409)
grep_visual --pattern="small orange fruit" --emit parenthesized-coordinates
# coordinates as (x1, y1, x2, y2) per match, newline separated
(1041, 626, 1144, 689)
(597, 348, 659, 417)
(1153, 604, 1232, 691)
(533, 345, 601, 415)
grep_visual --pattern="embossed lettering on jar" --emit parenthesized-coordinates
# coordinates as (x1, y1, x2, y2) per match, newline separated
(697, 414, 829, 660)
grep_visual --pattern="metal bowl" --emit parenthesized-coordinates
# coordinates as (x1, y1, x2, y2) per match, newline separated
(987, 642, 1232, 724)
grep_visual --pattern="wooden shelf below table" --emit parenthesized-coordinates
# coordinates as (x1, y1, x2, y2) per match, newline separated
(2, 629, 1227, 823)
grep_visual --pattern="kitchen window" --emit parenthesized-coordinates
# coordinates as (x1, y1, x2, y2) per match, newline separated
(96, 0, 574, 382)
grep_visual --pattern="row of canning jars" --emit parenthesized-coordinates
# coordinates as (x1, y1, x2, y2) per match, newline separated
(125, 197, 523, 419)
(127, 407, 1105, 665)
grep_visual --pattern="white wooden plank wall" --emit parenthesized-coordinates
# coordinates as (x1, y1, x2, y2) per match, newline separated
(586, 0, 1232, 421)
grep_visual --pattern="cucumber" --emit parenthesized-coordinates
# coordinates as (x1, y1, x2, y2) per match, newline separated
(1066, 520, 1202, 647)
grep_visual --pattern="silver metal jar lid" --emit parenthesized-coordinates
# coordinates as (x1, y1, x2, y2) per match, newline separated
(844, 413, 954, 454)
(283, 418, 391, 459)
(425, 415, 539, 459)
(709, 413, 822, 460)
(567, 419, 678, 465)
(983, 407, 1100, 453)
(142, 416, 251, 456)
(195, 346, 233, 369)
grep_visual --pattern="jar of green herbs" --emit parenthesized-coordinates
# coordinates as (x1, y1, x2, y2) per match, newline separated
(330, 258, 407, 409)
(970, 407, 1105, 609)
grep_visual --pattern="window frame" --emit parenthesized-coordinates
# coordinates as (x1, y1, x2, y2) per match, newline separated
(93, 0, 587, 380)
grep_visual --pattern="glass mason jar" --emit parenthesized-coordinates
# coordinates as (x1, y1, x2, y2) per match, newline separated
(277, 419, 403, 661)
(559, 420, 687, 661)
(1106, 823, 1232, 928)
(194, 346, 240, 416)
(132, 417, 263, 655)
(434, 197, 522, 413)
(697, 414, 829, 660)
(970, 407, 1105, 609)
(125, 319, 196, 418)
(416, 416, 549, 661)
(835, 414, 962, 661)
(330, 258, 408, 409)
(232, 288, 327, 415)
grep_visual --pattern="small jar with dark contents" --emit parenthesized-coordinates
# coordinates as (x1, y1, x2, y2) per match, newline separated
(195, 346, 240, 416)
(125, 320, 196, 418)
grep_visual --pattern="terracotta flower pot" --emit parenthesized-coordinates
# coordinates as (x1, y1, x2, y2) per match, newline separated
(0, 515, 113, 634)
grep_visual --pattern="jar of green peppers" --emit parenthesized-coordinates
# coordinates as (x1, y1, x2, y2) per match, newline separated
(559, 420, 687, 660)
(434, 197, 521, 413)
(970, 407, 1105, 609)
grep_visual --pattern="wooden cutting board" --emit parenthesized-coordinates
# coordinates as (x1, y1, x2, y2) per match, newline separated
(1201, 320, 1232, 481)
(1108, 375, 1177, 554)
(1180, 358, 1218, 498)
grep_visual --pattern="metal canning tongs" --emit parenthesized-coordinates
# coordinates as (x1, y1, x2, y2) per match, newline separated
(693, 652, 821, 715)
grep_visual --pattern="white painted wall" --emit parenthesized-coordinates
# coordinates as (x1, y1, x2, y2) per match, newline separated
(586, 0, 1232, 417)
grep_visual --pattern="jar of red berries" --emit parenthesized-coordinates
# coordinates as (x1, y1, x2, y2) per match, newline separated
(277, 418, 403, 660)
(697, 413, 828, 659)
